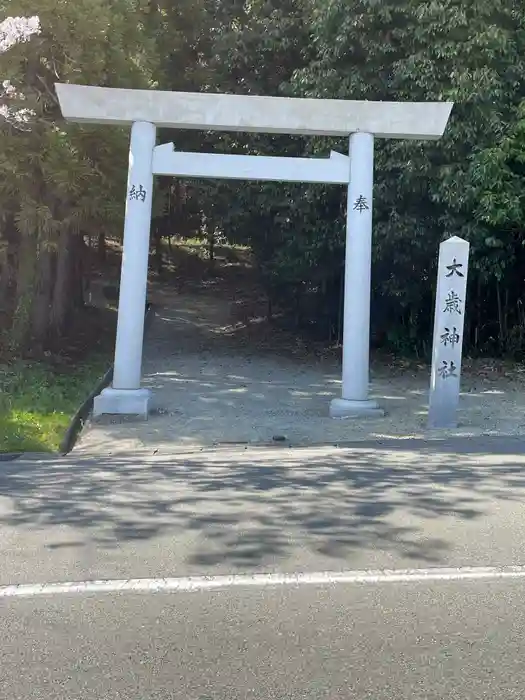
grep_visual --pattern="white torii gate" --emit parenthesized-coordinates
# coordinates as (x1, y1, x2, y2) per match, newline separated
(56, 84, 453, 420)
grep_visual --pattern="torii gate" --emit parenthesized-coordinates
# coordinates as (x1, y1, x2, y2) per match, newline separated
(56, 84, 452, 420)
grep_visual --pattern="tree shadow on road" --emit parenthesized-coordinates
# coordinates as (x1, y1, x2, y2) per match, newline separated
(1, 437, 525, 570)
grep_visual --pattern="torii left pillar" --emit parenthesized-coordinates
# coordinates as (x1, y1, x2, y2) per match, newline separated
(93, 120, 156, 418)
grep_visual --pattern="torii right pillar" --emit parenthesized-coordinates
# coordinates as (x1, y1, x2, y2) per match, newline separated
(330, 131, 384, 418)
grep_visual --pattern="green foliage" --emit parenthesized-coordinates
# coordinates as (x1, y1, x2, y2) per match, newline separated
(203, 0, 525, 353)
(0, 356, 109, 453)
(0, 0, 161, 350)
(3, 0, 525, 359)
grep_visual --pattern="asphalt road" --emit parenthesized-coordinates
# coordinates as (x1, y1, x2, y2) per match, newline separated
(3, 437, 525, 698)
(2, 580, 525, 699)
(2, 438, 525, 586)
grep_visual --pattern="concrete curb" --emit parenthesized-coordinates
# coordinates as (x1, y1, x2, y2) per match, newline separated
(0, 453, 22, 462)
(59, 302, 155, 456)
(58, 365, 114, 456)
(0, 452, 56, 463)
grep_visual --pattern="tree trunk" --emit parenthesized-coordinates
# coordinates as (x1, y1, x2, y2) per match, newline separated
(97, 231, 106, 263)
(207, 228, 215, 263)
(74, 235, 88, 308)
(154, 226, 164, 273)
(31, 237, 55, 349)
(266, 295, 273, 322)
(49, 229, 72, 339)
(0, 213, 18, 326)
(496, 279, 505, 352)
(11, 233, 38, 351)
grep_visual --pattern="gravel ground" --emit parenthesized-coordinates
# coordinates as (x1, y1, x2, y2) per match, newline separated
(76, 284, 525, 456)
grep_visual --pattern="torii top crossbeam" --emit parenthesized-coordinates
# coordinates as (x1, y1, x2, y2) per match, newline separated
(55, 84, 452, 140)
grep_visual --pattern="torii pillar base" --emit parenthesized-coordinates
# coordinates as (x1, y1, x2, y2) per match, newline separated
(329, 398, 385, 419)
(93, 387, 151, 420)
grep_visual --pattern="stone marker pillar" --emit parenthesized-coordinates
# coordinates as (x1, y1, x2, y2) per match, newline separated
(428, 236, 470, 428)
(330, 131, 383, 418)
(93, 120, 156, 418)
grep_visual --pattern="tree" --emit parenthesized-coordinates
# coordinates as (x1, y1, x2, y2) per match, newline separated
(284, 0, 525, 352)
(4, 0, 524, 358)
(0, 0, 160, 351)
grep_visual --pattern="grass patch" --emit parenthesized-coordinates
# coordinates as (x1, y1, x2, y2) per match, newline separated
(0, 355, 110, 454)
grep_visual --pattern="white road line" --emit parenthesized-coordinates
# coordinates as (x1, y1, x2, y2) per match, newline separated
(2, 566, 525, 598)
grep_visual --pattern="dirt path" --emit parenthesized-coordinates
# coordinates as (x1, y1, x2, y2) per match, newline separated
(76, 274, 525, 456)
